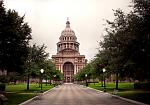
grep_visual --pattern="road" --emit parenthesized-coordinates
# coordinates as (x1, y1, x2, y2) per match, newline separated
(26, 83, 141, 105)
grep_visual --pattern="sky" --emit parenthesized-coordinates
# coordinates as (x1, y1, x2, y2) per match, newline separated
(4, 0, 132, 61)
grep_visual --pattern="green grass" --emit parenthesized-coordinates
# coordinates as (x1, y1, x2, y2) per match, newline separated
(5, 93, 34, 105)
(118, 91, 150, 104)
(4, 83, 54, 105)
(6, 84, 53, 93)
(88, 82, 150, 104)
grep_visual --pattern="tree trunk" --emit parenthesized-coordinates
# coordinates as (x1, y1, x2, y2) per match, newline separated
(46, 77, 47, 86)
(101, 79, 103, 87)
(27, 74, 30, 90)
(39, 77, 41, 87)
(50, 79, 51, 85)
(116, 72, 119, 90)
(93, 77, 95, 85)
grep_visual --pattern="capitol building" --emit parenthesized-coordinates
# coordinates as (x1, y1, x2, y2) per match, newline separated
(52, 20, 87, 83)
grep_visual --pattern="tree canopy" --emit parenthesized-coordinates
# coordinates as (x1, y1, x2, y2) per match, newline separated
(100, 0, 150, 81)
(0, 1, 32, 73)
(75, 0, 150, 82)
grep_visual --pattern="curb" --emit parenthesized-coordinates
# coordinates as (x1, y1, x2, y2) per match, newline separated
(81, 85, 148, 105)
(19, 86, 58, 105)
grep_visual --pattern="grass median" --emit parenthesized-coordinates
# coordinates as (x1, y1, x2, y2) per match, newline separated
(5, 83, 54, 105)
(88, 82, 150, 104)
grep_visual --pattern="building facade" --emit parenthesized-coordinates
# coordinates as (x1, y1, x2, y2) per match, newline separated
(52, 20, 87, 83)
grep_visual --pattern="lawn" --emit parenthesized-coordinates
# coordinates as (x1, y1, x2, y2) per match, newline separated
(4, 83, 54, 105)
(88, 82, 150, 104)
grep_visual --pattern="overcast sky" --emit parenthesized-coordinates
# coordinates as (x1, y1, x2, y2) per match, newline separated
(4, 0, 132, 61)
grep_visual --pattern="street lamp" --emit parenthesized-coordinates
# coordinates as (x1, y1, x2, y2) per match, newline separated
(85, 74, 88, 86)
(103, 68, 106, 91)
(40, 69, 44, 91)
(27, 59, 31, 90)
(53, 75, 56, 87)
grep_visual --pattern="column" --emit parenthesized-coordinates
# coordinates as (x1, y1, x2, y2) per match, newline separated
(76, 65, 78, 73)
(74, 64, 76, 74)
(67, 43, 69, 48)
(73, 43, 75, 49)
(61, 65, 63, 73)
(60, 44, 61, 51)
(58, 65, 60, 71)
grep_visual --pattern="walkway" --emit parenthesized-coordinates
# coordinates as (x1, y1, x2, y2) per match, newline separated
(25, 83, 143, 105)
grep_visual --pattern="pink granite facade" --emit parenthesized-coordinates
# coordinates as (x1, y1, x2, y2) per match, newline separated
(52, 20, 87, 82)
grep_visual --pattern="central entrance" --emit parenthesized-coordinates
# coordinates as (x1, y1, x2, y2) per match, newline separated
(63, 62, 74, 83)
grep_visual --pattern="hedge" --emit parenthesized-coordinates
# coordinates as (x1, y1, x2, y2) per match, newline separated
(134, 82, 150, 89)
(0, 83, 6, 91)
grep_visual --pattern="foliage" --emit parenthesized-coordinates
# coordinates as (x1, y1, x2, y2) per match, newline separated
(0, 75, 10, 83)
(75, 0, 150, 85)
(24, 44, 53, 90)
(99, 0, 150, 81)
(54, 70, 63, 81)
(0, 72, 21, 84)
(25, 44, 49, 77)
(131, 0, 150, 80)
(134, 82, 150, 89)
(74, 63, 92, 81)
(8, 72, 21, 84)
(43, 60, 56, 79)
(74, 54, 110, 82)
(0, 1, 32, 73)
(23, 44, 63, 89)
(43, 60, 63, 82)
(0, 83, 6, 91)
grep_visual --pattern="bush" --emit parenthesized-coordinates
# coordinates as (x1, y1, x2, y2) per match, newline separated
(0, 75, 10, 83)
(134, 82, 150, 89)
(0, 83, 6, 91)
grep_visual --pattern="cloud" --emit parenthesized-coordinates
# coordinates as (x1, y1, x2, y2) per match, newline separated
(4, 0, 131, 60)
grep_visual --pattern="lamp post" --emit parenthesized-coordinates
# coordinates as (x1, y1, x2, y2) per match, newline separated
(40, 69, 44, 91)
(27, 59, 31, 90)
(53, 75, 56, 87)
(103, 68, 106, 91)
(85, 74, 88, 86)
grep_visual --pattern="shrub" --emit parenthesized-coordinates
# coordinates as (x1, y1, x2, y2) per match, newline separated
(0, 83, 6, 91)
(134, 82, 150, 89)
(0, 75, 10, 83)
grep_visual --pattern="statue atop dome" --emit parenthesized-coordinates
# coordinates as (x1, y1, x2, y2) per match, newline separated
(66, 17, 70, 28)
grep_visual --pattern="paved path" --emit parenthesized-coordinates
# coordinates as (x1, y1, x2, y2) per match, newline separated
(26, 83, 141, 105)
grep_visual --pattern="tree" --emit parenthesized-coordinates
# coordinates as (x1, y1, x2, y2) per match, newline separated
(99, 0, 150, 86)
(8, 72, 20, 85)
(74, 61, 95, 84)
(25, 44, 49, 90)
(131, 0, 150, 81)
(93, 50, 110, 86)
(100, 10, 128, 89)
(43, 60, 57, 85)
(0, 1, 32, 73)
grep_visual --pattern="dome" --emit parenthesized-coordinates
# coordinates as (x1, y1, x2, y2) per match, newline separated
(57, 20, 80, 54)
(59, 20, 77, 41)
(61, 20, 75, 36)
(61, 28, 75, 36)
